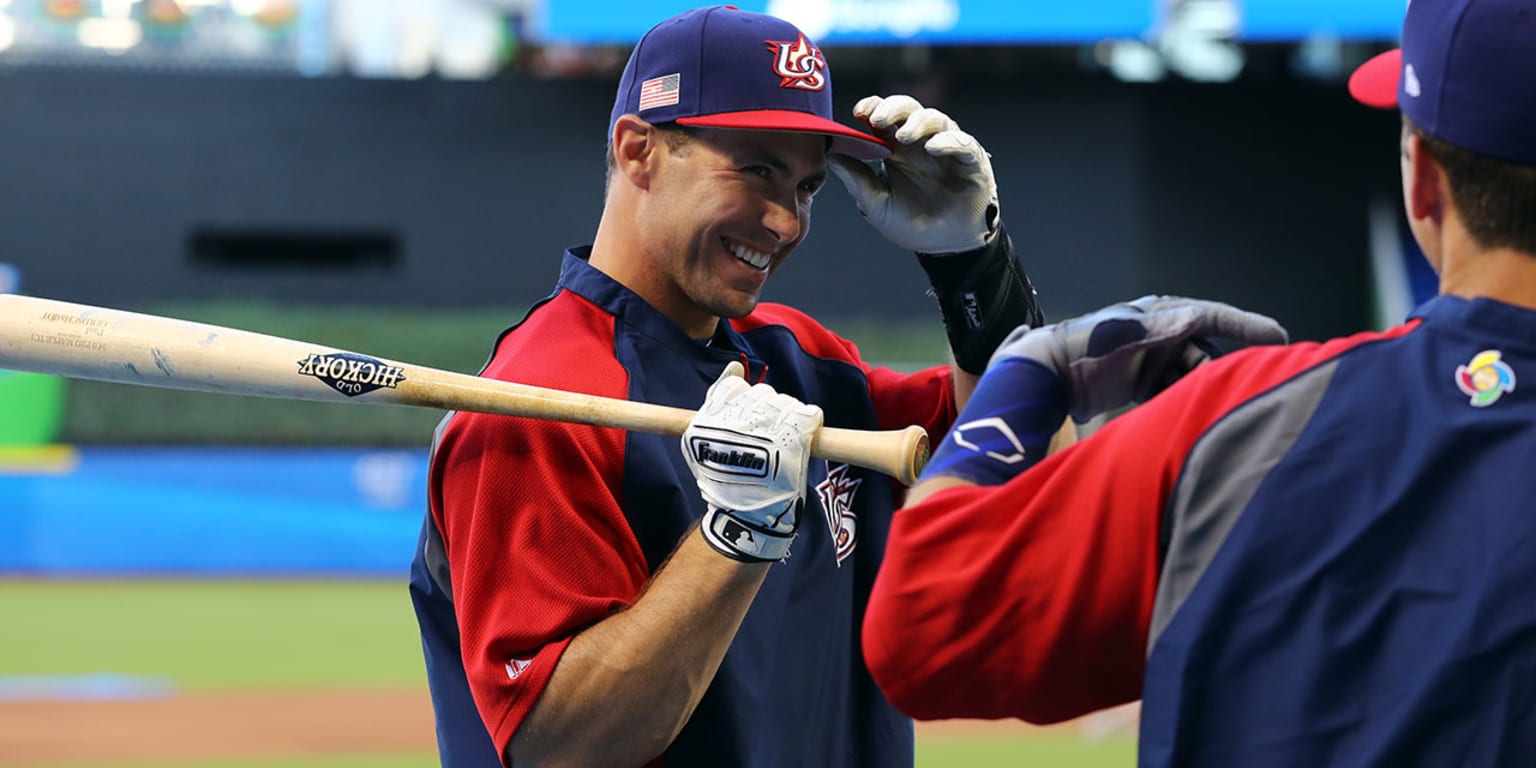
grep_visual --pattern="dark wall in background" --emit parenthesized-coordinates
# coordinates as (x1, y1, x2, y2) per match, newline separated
(0, 68, 1399, 341)
(1136, 82, 1398, 342)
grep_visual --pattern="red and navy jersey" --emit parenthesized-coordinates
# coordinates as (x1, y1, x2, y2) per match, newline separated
(865, 295, 1536, 766)
(410, 249, 956, 767)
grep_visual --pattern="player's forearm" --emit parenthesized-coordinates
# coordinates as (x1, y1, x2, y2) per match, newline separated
(905, 468, 974, 507)
(872, 425, 1161, 723)
(508, 529, 769, 767)
(869, 481, 1078, 723)
(918, 224, 1044, 379)
(951, 364, 979, 412)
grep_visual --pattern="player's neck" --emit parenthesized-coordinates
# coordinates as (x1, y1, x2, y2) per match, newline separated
(590, 222, 721, 340)
(1438, 246, 1536, 309)
(1421, 211, 1536, 309)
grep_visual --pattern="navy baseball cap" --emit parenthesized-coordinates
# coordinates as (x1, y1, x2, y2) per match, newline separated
(1349, 0, 1536, 165)
(608, 5, 889, 161)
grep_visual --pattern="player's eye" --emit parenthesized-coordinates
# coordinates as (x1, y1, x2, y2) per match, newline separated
(799, 178, 823, 197)
(742, 165, 773, 179)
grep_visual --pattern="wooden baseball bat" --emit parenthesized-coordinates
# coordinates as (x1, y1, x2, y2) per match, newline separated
(0, 294, 930, 484)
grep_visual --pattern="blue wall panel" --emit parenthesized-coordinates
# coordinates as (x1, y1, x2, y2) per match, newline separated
(0, 448, 427, 575)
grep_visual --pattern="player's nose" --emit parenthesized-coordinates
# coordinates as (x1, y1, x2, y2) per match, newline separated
(763, 193, 802, 245)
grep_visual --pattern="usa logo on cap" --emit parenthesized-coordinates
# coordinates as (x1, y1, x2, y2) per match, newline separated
(766, 34, 826, 91)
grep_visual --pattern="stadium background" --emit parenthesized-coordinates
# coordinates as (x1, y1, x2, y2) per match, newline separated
(0, 1, 1421, 765)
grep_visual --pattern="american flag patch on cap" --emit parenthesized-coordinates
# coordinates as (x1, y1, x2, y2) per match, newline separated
(638, 73, 681, 111)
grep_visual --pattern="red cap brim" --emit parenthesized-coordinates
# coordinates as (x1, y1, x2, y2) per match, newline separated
(1349, 49, 1403, 109)
(677, 110, 891, 161)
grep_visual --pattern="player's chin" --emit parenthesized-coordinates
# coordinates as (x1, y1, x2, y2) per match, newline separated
(720, 299, 759, 319)
(708, 291, 761, 320)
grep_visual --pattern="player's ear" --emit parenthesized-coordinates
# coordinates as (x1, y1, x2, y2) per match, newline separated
(612, 115, 660, 190)
(1404, 132, 1445, 224)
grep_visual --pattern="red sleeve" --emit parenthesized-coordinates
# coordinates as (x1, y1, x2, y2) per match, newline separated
(863, 325, 1418, 724)
(865, 398, 1167, 724)
(865, 362, 955, 439)
(736, 303, 958, 443)
(430, 293, 650, 755)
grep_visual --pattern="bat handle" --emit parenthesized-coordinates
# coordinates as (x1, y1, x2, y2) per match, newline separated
(812, 423, 930, 487)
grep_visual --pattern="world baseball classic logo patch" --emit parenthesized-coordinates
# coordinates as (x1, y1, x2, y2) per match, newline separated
(1455, 349, 1516, 407)
(816, 463, 862, 566)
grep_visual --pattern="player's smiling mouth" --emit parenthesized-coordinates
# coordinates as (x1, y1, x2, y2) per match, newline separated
(724, 238, 772, 271)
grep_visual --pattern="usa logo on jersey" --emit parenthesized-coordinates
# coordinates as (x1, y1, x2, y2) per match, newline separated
(816, 463, 862, 565)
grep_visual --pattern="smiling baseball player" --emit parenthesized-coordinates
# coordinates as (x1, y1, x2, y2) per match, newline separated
(407, 6, 1052, 767)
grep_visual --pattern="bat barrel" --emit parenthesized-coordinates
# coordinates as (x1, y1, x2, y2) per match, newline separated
(0, 294, 930, 484)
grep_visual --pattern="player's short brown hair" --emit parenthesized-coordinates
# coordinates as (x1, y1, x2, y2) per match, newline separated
(1407, 116, 1536, 254)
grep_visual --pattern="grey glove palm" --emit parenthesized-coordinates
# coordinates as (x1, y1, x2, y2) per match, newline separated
(996, 295, 1289, 423)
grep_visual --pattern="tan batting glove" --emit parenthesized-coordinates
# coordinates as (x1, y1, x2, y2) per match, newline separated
(827, 94, 1000, 254)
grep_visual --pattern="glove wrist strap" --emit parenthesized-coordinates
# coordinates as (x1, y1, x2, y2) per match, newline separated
(700, 507, 794, 563)
(916, 222, 1044, 375)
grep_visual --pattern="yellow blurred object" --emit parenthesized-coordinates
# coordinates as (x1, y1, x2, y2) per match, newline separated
(42, 0, 88, 21)
(0, 444, 78, 474)
(255, 0, 299, 29)
(146, 0, 188, 27)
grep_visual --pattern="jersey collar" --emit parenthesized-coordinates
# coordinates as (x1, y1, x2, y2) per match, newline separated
(1412, 294, 1536, 352)
(558, 247, 758, 372)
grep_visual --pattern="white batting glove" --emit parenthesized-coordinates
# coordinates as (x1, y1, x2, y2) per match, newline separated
(683, 362, 824, 563)
(827, 94, 999, 254)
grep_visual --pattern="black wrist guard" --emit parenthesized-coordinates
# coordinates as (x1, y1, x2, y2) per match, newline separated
(915, 222, 1044, 375)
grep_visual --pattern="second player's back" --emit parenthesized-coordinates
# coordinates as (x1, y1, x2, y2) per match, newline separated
(1143, 294, 1536, 766)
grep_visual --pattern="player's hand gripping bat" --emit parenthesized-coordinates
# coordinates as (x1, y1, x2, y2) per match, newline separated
(0, 295, 930, 484)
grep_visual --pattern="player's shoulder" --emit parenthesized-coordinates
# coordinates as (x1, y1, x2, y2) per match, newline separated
(1171, 321, 1424, 413)
(1202, 322, 1420, 383)
(482, 290, 627, 392)
(733, 302, 861, 364)
(1096, 324, 1427, 461)
(437, 290, 630, 446)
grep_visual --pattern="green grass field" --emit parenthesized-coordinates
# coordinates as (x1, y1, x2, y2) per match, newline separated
(0, 580, 1135, 768)
(0, 580, 422, 690)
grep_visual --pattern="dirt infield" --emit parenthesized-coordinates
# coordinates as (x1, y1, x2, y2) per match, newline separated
(0, 688, 1138, 766)
(0, 688, 436, 766)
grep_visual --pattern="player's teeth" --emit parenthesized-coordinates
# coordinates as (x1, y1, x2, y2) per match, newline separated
(729, 244, 771, 270)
